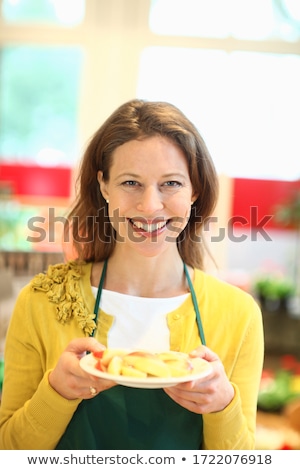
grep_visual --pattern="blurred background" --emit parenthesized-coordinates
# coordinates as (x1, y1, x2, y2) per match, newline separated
(0, 0, 300, 448)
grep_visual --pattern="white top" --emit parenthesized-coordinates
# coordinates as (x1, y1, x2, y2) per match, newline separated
(91, 287, 189, 351)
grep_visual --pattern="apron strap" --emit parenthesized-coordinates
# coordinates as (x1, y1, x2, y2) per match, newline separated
(184, 263, 206, 346)
(92, 258, 108, 337)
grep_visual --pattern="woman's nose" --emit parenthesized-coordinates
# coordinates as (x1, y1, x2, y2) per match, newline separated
(136, 186, 164, 213)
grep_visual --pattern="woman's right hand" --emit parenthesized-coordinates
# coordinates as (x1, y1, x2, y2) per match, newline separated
(48, 337, 116, 400)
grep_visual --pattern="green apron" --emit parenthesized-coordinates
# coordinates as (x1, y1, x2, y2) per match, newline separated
(56, 261, 205, 450)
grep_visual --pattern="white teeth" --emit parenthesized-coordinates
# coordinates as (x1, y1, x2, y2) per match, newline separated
(131, 220, 167, 233)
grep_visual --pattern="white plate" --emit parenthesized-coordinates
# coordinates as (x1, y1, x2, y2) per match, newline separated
(79, 352, 212, 389)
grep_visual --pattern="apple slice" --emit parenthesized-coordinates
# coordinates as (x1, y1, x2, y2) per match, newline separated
(101, 348, 128, 367)
(133, 355, 172, 378)
(121, 365, 148, 378)
(92, 350, 105, 359)
(189, 357, 210, 374)
(95, 360, 106, 372)
(157, 351, 189, 362)
(107, 355, 123, 375)
(164, 358, 194, 377)
(122, 351, 150, 367)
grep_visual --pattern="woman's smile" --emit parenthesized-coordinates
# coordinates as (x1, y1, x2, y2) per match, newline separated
(129, 217, 169, 236)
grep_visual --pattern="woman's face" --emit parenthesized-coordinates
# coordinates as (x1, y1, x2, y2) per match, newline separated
(98, 136, 197, 257)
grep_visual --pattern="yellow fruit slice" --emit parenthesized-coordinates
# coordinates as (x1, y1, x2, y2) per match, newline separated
(165, 359, 193, 377)
(107, 355, 123, 375)
(121, 365, 147, 378)
(133, 356, 172, 378)
(101, 348, 127, 367)
(122, 351, 148, 367)
(157, 351, 189, 362)
(190, 357, 210, 374)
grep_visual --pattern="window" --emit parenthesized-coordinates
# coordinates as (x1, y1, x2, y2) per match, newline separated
(0, 0, 85, 166)
(0, 0, 85, 252)
(138, 0, 300, 181)
(0, 46, 83, 165)
(2, 0, 85, 26)
(138, 47, 300, 180)
(150, 0, 300, 41)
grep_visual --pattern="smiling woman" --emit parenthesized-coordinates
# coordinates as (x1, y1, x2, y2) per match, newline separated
(0, 98, 264, 450)
(67, 99, 218, 268)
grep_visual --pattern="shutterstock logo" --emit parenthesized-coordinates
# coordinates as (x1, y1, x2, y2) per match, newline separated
(204, 207, 273, 242)
(26, 206, 274, 244)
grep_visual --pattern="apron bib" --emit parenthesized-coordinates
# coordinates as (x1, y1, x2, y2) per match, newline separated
(56, 261, 205, 450)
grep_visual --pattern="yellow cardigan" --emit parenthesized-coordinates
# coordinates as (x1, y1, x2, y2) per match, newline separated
(0, 261, 264, 450)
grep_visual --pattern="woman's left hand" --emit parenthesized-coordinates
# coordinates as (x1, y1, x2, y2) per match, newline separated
(164, 346, 234, 414)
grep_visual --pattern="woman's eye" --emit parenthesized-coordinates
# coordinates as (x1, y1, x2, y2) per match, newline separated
(123, 180, 138, 186)
(164, 181, 182, 187)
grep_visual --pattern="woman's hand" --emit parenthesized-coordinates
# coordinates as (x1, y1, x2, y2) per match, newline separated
(48, 337, 116, 400)
(164, 345, 234, 414)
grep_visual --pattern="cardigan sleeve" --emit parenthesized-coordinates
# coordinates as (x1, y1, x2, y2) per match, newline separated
(0, 286, 81, 450)
(202, 298, 264, 450)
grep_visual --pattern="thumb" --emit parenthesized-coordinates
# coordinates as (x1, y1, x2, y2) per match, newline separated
(189, 345, 219, 362)
(65, 337, 105, 357)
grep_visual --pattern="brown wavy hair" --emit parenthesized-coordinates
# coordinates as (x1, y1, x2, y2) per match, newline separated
(65, 99, 219, 269)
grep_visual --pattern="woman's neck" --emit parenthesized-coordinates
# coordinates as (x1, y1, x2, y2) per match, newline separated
(92, 250, 192, 298)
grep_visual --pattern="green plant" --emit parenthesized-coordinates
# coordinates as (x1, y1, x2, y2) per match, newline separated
(275, 190, 300, 228)
(254, 275, 295, 301)
(0, 199, 36, 251)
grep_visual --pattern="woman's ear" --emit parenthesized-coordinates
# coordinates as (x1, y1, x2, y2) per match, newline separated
(191, 191, 199, 204)
(97, 171, 109, 201)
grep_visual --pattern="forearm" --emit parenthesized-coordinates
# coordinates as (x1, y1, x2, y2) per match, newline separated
(0, 371, 81, 450)
(202, 385, 255, 450)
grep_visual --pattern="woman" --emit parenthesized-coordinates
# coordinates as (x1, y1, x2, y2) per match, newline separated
(0, 99, 264, 450)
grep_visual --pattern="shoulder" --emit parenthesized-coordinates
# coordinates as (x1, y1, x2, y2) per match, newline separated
(193, 268, 261, 313)
(30, 260, 91, 293)
(192, 270, 263, 352)
(27, 260, 95, 335)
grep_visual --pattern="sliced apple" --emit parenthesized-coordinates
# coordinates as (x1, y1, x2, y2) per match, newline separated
(157, 351, 188, 362)
(107, 355, 123, 375)
(93, 348, 210, 379)
(95, 360, 106, 372)
(92, 350, 105, 359)
(101, 348, 128, 367)
(121, 365, 147, 378)
(165, 358, 193, 377)
(133, 355, 172, 378)
(189, 357, 210, 374)
(122, 351, 152, 367)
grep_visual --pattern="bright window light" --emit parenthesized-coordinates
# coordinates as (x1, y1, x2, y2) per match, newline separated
(137, 47, 300, 181)
(2, 0, 85, 25)
(149, 0, 300, 41)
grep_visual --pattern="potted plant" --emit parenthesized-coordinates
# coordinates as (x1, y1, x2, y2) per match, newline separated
(253, 274, 295, 312)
